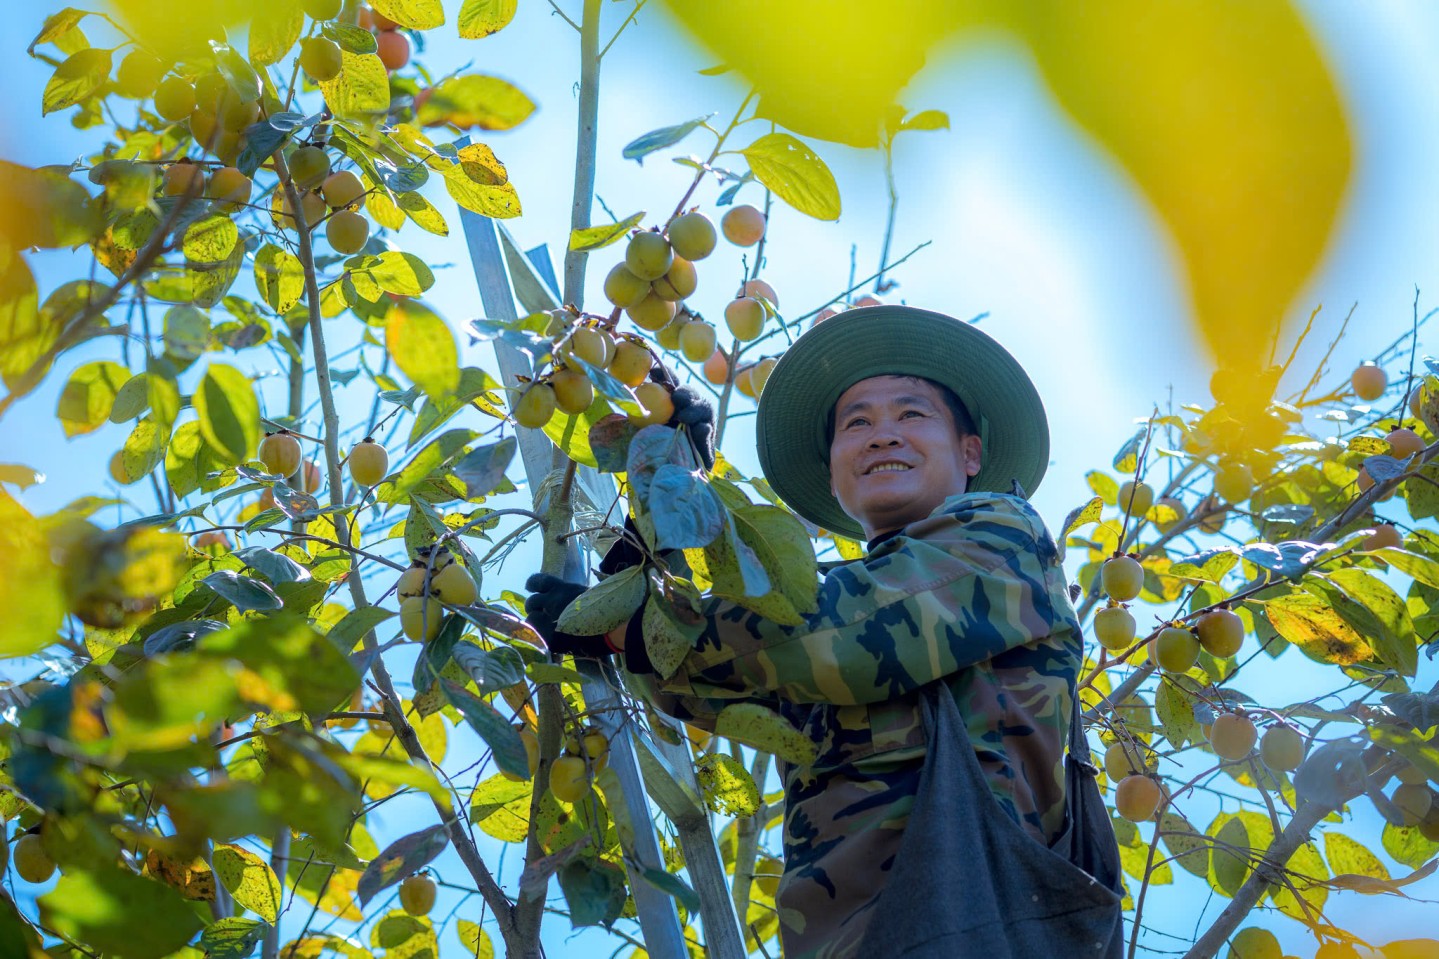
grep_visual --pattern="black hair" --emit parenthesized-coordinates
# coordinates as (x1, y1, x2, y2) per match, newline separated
(827, 375, 978, 447)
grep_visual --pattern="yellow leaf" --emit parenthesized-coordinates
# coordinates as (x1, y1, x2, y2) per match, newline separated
(214, 843, 282, 923)
(319, 50, 391, 120)
(999, 0, 1350, 371)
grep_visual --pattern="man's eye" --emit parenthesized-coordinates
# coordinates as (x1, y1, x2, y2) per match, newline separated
(901, 409, 924, 418)
(845, 417, 868, 429)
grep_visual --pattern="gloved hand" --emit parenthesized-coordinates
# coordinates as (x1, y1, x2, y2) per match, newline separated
(645, 361, 715, 472)
(669, 386, 715, 472)
(523, 573, 614, 657)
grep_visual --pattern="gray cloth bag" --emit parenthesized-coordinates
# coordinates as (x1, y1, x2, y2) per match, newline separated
(856, 680, 1124, 957)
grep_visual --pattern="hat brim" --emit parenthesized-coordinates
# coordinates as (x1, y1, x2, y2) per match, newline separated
(754, 305, 1050, 540)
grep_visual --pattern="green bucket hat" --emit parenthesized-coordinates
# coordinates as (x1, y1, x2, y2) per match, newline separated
(755, 305, 1050, 540)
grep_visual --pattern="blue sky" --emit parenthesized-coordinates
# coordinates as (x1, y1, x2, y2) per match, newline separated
(2, 1, 1438, 956)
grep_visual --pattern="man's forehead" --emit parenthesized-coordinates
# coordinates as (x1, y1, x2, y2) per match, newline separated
(835, 375, 945, 409)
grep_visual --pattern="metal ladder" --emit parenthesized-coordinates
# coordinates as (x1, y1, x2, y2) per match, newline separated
(460, 210, 748, 959)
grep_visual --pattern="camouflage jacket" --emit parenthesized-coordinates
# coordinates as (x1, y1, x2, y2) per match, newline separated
(627, 492, 1084, 959)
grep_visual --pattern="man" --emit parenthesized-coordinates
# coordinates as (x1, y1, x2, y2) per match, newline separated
(528, 306, 1122, 957)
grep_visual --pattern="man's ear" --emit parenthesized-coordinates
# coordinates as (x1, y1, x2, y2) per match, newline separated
(963, 434, 982, 477)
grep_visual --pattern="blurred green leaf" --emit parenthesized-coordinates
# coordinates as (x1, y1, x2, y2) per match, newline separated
(385, 299, 458, 401)
(56, 360, 129, 436)
(0, 491, 65, 658)
(254, 244, 305, 314)
(39, 865, 203, 958)
(194, 364, 259, 465)
(318, 50, 390, 119)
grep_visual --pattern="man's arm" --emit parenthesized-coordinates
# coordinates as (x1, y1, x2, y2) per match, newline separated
(636, 493, 1077, 708)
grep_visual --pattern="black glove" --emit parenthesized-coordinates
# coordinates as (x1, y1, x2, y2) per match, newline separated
(598, 513, 647, 577)
(523, 573, 612, 657)
(669, 386, 715, 471)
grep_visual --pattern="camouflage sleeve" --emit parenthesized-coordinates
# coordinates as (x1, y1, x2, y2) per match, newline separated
(645, 494, 1072, 708)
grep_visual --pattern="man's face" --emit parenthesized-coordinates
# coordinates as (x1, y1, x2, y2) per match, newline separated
(828, 376, 982, 540)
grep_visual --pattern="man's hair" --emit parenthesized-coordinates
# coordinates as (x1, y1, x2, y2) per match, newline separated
(827, 375, 978, 447)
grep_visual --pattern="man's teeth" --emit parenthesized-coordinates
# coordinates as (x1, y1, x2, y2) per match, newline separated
(868, 463, 910, 474)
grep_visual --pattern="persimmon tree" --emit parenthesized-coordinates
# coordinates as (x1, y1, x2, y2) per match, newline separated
(0, 2, 1437, 959)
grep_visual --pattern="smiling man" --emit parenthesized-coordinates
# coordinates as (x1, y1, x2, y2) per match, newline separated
(527, 306, 1123, 957)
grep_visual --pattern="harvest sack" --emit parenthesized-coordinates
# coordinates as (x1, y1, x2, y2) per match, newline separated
(856, 679, 1124, 957)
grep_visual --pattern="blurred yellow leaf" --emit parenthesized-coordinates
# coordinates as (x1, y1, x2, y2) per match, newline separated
(662, 0, 1351, 379)
(1000, 0, 1350, 373)
(0, 491, 64, 658)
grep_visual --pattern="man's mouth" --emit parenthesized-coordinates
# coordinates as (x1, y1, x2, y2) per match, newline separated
(865, 462, 912, 475)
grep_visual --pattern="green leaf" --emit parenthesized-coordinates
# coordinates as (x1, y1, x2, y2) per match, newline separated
(166, 419, 225, 498)
(397, 191, 449, 235)
(541, 390, 612, 469)
(324, 22, 379, 55)
(731, 502, 819, 617)
(370, 913, 436, 958)
(642, 595, 701, 680)
(1157, 811, 1209, 878)
(204, 570, 282, 611)
(442, 680, 529, 779)
(1377, 547, 1439, 590)
(0, 490, 65, 659)
(251, 1, 304, 65)
(450, 437, 516, 499)
(695, 753, 761, 816)
(39, 865, 204, 958)
(1057, 496, 1103, 558)
(1155, 677, 1199, 749)
(622, 117, 710, 162)
(715, 702, 816, 766)
(201, 917, 270, 959)
(183, 215, 240, 264)
(378, 428, 477, 502)
(42, 47, 111, 114)
(194, 364, 260, 465)
(1226, 927, 1281, 959)
(452, 641, 525, 692)
(163, 304, 210, 364)
(327, 606, 396, 652)
(557, 565, 647, 635)
(1206, 810, 1272, 898)
(739, 132, 841, 220)
(418, 76, 534, 131)
(121, 414, 169, 482)
(57, 360, 129, 436)
(1086, 468, 1118, 504)
(318, 50, 391, 119)
(254, 244, 305, 314)
(385, 300, 459, 401)
(214, 844, 282, 923)
(1324, 568, 1417, 677)
(458, 0, 517, 38)
(470, 774, 531, 842)
(109, 371, 150, 423)
(899, 109, 950, 132)
(370, 0, 445, 29)
(568, 211, 645, 252)
(649, 465, 725, 550)
(357, 824, 450, 906)
(558, 859, 628, 927)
